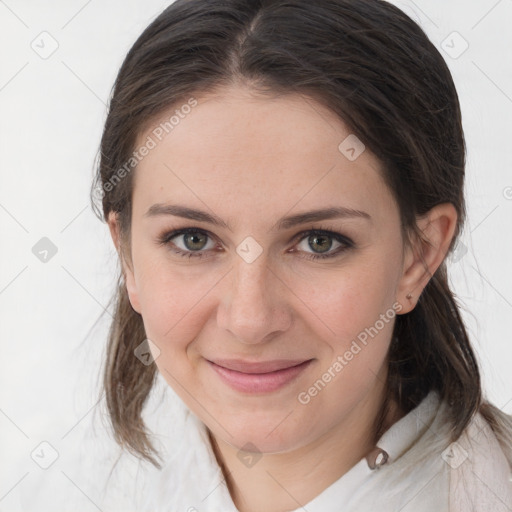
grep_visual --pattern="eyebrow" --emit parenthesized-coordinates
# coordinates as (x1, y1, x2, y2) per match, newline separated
(144, 203, 371, 230)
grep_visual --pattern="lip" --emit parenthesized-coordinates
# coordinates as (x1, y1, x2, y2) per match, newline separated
(206, 358, 314, 393)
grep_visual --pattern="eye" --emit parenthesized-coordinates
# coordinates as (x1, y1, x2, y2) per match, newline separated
(158, 226, 353, 260)
(158, 228, 217, 258)
(292, 229, 353, 260)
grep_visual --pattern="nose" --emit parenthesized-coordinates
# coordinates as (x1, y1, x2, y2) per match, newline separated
(216, 255, 292, 345)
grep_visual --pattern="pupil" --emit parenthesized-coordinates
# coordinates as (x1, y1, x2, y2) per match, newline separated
(310, 234, 332, 253)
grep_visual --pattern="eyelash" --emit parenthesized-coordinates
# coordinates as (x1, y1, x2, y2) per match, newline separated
(157, 225, 354, 261)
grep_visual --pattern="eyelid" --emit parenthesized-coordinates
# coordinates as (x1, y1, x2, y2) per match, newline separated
(289, 226, 353, 246)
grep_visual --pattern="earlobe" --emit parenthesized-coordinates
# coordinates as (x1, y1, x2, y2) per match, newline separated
(107, 211, 142, 314)
(396, 203, 458, 314)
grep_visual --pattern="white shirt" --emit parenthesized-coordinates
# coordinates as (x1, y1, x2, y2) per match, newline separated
(140, 390, 512, 511)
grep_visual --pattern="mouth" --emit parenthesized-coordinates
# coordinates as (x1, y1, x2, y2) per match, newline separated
(206, 358, 314, 394)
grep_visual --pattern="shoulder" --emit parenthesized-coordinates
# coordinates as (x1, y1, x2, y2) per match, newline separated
(367, 392, 512, 511)
(448, 410, 512, 511)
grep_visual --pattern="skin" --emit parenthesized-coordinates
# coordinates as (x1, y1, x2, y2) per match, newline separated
(108, 84, 457, 512)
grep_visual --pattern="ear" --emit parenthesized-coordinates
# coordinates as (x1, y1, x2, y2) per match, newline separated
(107, 211, 141, 314)
(396, 203, 458, 314)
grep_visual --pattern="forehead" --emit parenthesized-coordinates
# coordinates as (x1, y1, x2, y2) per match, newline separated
(131, 86, 396, 227)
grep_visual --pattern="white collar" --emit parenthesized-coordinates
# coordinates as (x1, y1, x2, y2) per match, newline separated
(143, 390, 445, 511)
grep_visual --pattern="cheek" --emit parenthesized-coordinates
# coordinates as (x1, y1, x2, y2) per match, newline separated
(288, 253, 401, 398)
(292, 258, 400, 344)
(293, 274, 397, 420)
(132, 248, 223, 354)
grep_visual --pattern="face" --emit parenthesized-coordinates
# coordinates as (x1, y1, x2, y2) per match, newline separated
(111, 85, 413, 454)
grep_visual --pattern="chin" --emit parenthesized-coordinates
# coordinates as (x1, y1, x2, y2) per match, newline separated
(211, 408, 319, 455)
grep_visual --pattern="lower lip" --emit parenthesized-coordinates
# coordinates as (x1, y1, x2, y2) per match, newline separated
(207, 359, 313, 393)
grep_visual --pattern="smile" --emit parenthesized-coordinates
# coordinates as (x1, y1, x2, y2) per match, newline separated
(206, 358, 314, 393)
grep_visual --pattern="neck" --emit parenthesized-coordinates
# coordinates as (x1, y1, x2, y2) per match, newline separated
(208, 384, 405, 512)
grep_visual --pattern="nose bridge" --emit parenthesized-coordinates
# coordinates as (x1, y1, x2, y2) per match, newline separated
(234, 256, 270, 311)
(217, 253, 290, 344)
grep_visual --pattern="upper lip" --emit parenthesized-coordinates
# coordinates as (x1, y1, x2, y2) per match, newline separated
(207, 358, 313, 374)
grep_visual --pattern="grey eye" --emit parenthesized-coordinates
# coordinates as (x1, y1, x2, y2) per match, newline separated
(170, 231, 215, 252)
(297, 233, 342, 254)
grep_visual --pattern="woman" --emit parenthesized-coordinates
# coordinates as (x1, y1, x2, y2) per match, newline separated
(91, 0, 512, 510)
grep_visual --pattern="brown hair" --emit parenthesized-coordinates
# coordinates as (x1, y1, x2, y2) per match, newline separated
(91, 0, 512, 469)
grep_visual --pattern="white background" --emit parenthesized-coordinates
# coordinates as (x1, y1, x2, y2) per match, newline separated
(0, 0, 511, 510)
